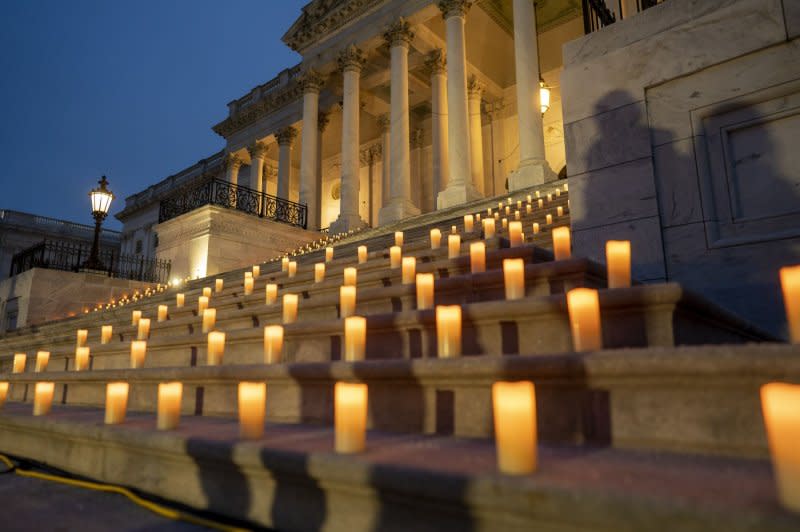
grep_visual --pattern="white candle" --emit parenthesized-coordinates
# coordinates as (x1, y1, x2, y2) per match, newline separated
(105, 382, 129, 425)
(203, 286, 212, 298)
(33, 382, 55, 416)
(390, 246, 402, 269)
(157, 382, 183, 430)
(281, 257, 289, 272)
(606, 240, 632, 289)
(476, 213, 481, 222)
(780, 265, 800, 344)
(430, 228, 442, 249)
(207, 331, 225, 365)
(135, 317, 150, 340)
(264, 325, 284, 364)
(546, 214, 552, 225)
(547, 193, 552, 202)
(243, 276, 254, 295)
(526, 204, 532, 215)
(464, 214, 474, 233)
(538, 198, 544, 208)
(130, 340, 147, 369)
(395, 231, 404, 247)
(557, 206, 564, 217)
(0, 382, 7, 409)
(132, 310, 142, 326)
(505, 206, 510, 215)
(514, 210, 521, 221)
(451, 225, 457, 234)
(501, 218, 508, 231)
(76, 329, 88, 347)
(567, 288, 603, 352)
(448, 234, 461, 259)
(556, 188, 562, 197)
(12, 354, 26, 374)
(215, 278, 224, 293)
(416, 273, 435, 310)
(436, 305, 462, 358)
(470, 242, 486, 273)
(335, 382, 368, 454)
(326, 247, 334, 262)
(340, 285, 357, 318)
(35, 350, 50, 373)
(75, 346, 90, 371)
(343, 267, 357, 287)
(344, 316, 367, 361)
(157, 305, 168, 323)
(492, 381, 537, 475)
(532, 222, 540, 235)
(311, 262, 325, 284)
(401, 257, 416, 284)
(483, 218, 496, 239)
(176, 293, 185, 308)
(287, 261, 297, 278)
(265, 283, 278, 305)
(761, 382, 800, 511)
(535, 190, 541, 199)
(358, 245, 368, 264)
(283, 294, 298, 324)
(494, 212, 499, 220)
(201, 309, 216, 333)
(198, 296, 209, 314)
(552, 227, 571, 260)
(252, 265, 260, 277)
(503, 258, 526, 300)
(509, 221, 523, 247)
(238, 382, 266, 440)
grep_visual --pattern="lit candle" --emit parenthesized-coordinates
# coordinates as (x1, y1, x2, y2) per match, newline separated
(464, 214, 474, 233)
(436, 305, 462, 358)
(287, 261, 297, 278)
(535, 191, 541, 199)
(395, 231, 404, 247)
(263, 325, 284, 363)
(416, 273, 434, 310)
(244, 276, 254, 295)
(401, 257, 416, 285)
(606, 240, 632, 289)
(33, 382, 55, 416)
(252, 265, 260, 277)
(390, 246, 402, 269)
(76, 329, 88, 347)
(493, 381, 537, 475)
(35, 350, 50, 373)
(344, 316, 367, 361)
(0, 382, 7, 409)
(451, 225, 457, 234)
(538, 199, 544, 208)
(198, 296, 209, 314)
(483, 218, 496, 239)
(132, 310, 142, 326)
(470, 242, 486, 273)
(547, 193, 553, 202)
(245, 272, 253, 280)
(567, 288, 603, 352)
(552, 227, 571, 260)
(130, 340, 147, 369)
(494, 212, 499, 220)
(335, 382, 368, 454)
(203, 287, 212, 298)
(157, 305, 168, 322)
(283, 294, 298, 324)
(343, 267, 357, 287)
(557, 206, 564, 217)
(105, 382, 129, 425)
(12, 354, 26, 374)
(503, 258, 526, 300)
(780, 265, 800, 344)
(526, 204, 532, 215)
(563, 183, 568, 191)
(326, 247, 334, 262)
(340, 285, 357, 318)
(157, 382, 183, 430)
(475, 213, 481, 222)
(532, 222, 540, 235)
(509, 221, 523, 247)
(556, 188, 562, 197)
(282, 257, 290, 272)
(315, 263, 326, 283)
(238, 382, 266, 440)
(215, 278, 224, 293)
(204, 330, 227, 367)
(176, 293, 185, 308)
(761, 382, 800, 511)
(517, 200, 522, 210)
(505, 206, 510, 215)
(430, 228, 442, 249)
(75, 346, 90, 371)
(546, 214, 552, 225)
(201, 309, 216, 333)
(448, 234, 461, 259)
(502, 218, 509, 231)
(265, 283, 278, 305)
(358, 245, 368, 264)
(514, 210, 521, 221)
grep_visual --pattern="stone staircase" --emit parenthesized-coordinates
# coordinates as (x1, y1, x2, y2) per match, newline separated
(0, 182, 798, 531)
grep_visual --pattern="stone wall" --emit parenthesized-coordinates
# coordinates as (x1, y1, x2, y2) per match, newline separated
(561, 0, 800, 337)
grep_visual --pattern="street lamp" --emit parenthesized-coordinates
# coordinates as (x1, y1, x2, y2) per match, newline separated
(539, 78, 551, 115)
(84, 176, 114, 271)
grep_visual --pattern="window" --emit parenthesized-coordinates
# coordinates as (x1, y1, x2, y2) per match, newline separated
(5, 297, 19, 331)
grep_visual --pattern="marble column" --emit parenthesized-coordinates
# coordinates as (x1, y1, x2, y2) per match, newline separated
(276, 126, 298, 201)
(410, 129, 425, 212)
(379, 18, 420, 225)
(299, 69, 324, 229)
(437, 0, 479, 209)
(467, 75, 485, 196)
(247, 143, 268, 193)
(225, 153, 242, 186)
(316, 110, 330, 228)
(509, 0, 555, 189)
(330, 45, 367, 234)
(378, 114, 391, 208)
(425, 49, 449, 205)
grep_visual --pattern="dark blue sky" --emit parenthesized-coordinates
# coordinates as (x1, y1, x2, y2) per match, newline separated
(0, 0, 307, 229)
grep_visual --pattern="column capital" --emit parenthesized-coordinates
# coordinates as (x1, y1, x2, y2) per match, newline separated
(467, 75, 485, 99)
(377, 114, 390, 132)
(225, 152, 243, 170)
(298, 67, 325, 94)
(337, 44, 366, 74)
(384, 17, 414, 48)
(424, 49, 447, 76)
(276, 126, 298, 146)
(318, 110, 331, 133)
(247, 142, 268, 161)
(438, 0, 472, 19)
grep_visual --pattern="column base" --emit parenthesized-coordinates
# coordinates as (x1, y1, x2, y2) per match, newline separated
(437, 183, 482, 210)
(329, 213, 368, 235)
(508, 159, 557, 191)
(378, 198, 421, 226)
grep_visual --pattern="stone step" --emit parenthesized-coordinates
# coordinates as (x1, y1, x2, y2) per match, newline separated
(3, 344, 796, 458)
(0, 397, 796, 531)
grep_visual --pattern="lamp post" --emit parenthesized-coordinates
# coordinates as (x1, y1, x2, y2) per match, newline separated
(84, 176, 114, 271)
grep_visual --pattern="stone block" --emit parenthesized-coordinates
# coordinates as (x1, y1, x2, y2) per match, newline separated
(785, 0, 800, 39)
(652, 138, 704, 227)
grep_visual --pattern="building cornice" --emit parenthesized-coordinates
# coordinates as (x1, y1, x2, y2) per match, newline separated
(282, 0, 385, 54)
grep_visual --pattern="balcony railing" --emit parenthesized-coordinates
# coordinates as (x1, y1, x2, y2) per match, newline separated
(158, 178, 307, 229)
(583, 0, 666, 33)
(10, 240, 171, 284)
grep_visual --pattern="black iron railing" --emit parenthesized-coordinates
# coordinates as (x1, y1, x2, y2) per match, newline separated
(583, 0, 666, 33)
(158, 178, 307, 229)
(9, 240, 171, 284)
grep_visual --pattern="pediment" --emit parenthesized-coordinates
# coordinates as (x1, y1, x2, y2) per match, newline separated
(282, 0, 384, 53)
